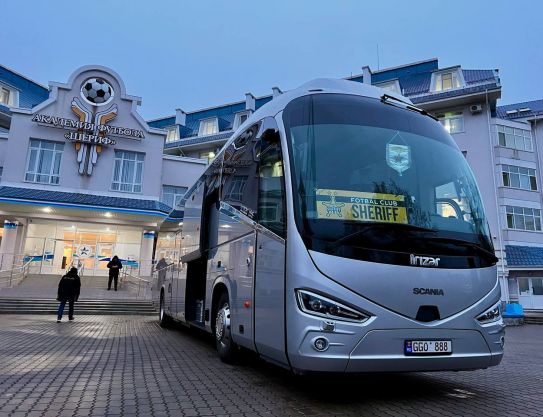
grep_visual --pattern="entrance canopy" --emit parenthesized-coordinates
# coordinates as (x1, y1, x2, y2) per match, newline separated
(0, 186, 171, 225)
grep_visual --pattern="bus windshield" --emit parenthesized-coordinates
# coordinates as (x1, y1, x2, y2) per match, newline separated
(283, 93, 495, 268)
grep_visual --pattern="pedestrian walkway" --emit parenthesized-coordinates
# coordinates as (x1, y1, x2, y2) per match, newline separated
(0, 315, 542, 417)
(0, 273, 145, 300)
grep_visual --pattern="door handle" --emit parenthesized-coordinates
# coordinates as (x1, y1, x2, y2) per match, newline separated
(246, 257, 252, 267)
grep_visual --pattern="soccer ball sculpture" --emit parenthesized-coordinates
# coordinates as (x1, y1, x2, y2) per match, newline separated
(81, 78, 113, 105)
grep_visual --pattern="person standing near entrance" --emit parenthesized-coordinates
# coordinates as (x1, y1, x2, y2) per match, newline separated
(107, 255, 123, 291)
(56, 267, 81, 322)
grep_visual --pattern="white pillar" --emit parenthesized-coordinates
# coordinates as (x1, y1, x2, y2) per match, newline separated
(140, 231, 155, 277)
(0, 221, 19, 270)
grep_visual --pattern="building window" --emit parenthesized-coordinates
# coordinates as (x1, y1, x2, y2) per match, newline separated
(0, 87, 10, 106)
(497, 125, 533, 151)
(375, 80, 401, 94)
(506, 206, 541, 231)
(111, 150, 144, 193)
(226, 175, 248, 202)
(434, 71, 461, 92)
(502, 165, 537, 191)
(234, 112, 251, 129)
(199, 118, 218, 136)
(162, 185, 188, 208)
(25, 139, 64, 185)
(199, 151, 216, 164)
(438, 112, 464, 134)
(165, 126, 179, 143)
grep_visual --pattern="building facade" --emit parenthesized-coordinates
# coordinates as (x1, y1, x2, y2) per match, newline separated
(1, 59, 543, 310)
(0, 65, 205, 277)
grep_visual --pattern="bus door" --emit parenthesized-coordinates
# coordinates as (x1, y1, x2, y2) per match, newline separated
(254, 122, 288, 365)
(219, 124, 260, 348)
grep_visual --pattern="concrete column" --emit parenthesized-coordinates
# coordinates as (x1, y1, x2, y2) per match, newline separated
(140, 231, 155, 277)
(0, 221, 19, 270)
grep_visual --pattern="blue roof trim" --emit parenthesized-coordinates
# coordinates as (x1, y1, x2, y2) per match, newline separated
(411, 82, 500, 104)
(372, 60, 438, 84)
(0, 65, 49, 109)
(497, 99, 543, 120)
(147, 116, 175, 129)
(164, 131, 233, 148)
(506, 245, 543, 267)
(0, 186, 171, 216)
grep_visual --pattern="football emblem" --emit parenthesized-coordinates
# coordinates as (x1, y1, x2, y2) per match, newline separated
(81, 78, 114, 105)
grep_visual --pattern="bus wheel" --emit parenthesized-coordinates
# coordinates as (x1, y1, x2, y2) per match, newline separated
(159, 292, 172, 328)
(215, 292, 237, 362)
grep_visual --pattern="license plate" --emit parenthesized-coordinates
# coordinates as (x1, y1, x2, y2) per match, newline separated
(405, 340, 452, 355)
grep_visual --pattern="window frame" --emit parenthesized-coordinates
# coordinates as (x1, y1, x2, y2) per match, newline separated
(437, 111, 465, 134)
(162, 185, 188, 208)
(433, 70, 463, 92)
(198, 118, 219, 137)
(374, 80, 401, 94)
(165, 126, 179, 143)
(110, 150, 145, 194)
(506, 205, 542, 231)
(24, 139, 64, 185)
(497, 125, 533, 152)
(234, 111, 251, 129)
(501, 164, 537, 191)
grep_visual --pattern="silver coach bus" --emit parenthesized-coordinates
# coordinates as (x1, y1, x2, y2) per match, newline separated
(158, 78, 504, 373)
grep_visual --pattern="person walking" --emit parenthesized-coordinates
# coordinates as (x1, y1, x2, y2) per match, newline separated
(57, 267, 81, 322)
(107, 255, 123, 291)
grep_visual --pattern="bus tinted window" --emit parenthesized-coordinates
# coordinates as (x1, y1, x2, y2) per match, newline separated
(221, 124, 260, 219)
(258, 130, 286, 238)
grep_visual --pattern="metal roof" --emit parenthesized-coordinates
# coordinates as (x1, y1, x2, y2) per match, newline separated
(0, 65, 49, 110)
(506, 245, 543, 267)
(0, 186, 171, 215)
(497, 99, 543, 120)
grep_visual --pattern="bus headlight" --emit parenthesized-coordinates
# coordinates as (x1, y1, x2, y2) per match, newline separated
(296, 290, 370, 323)
(476, 302, 502, 324)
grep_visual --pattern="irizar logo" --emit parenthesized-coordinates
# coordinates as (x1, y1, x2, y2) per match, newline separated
(410, 254, 440, 267)
(413, 288, 445, 296)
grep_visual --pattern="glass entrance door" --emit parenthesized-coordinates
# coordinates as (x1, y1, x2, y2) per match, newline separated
(40, 238, 74, 275)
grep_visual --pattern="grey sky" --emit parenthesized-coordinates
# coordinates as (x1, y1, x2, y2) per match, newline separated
(2, 0, 542, 119)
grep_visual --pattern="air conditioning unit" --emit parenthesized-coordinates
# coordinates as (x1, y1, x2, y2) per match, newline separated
(470, 104, 483, 114)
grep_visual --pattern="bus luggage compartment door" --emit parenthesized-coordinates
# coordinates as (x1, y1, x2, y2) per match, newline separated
(254, 231, 288, 366)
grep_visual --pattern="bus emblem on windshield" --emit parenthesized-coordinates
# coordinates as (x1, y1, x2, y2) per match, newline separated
(386, 133, 411, 176)
(322, 191, 345, 217)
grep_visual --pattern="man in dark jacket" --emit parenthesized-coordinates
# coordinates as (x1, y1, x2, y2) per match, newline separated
(107, 255, 123, 291)
(57, 267, 81, 322)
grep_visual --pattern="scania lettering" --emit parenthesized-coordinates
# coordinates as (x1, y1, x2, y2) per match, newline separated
(157, 79, 503, 373)
(413, 288, 445, 296)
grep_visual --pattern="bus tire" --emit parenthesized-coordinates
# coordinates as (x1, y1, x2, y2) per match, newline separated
(214, 292, 237, 363)
(159, 291, 172, 328)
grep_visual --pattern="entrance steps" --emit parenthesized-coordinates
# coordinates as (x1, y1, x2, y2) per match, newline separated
(524, 310, 543, 325)
(0, 273, 153, 301)
(0, 298, 157, 315)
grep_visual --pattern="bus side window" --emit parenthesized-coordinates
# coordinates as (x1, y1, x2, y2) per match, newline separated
(221, 124, 260, 219)
(258, 129, 286, 238)
(201, 154, 223, 250)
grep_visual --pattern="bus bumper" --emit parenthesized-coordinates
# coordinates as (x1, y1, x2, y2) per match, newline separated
(289, 325, 504, 374)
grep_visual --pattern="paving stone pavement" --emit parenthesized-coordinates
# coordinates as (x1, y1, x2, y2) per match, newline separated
(0, 315, 541, 417)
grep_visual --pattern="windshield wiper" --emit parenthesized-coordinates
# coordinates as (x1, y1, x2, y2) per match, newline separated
(422, 236, 498, 263)
(330, 223, 436, 249)
(381, 94, 438, 121)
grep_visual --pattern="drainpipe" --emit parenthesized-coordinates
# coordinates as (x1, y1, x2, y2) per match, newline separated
(485, 89, 508, 303)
